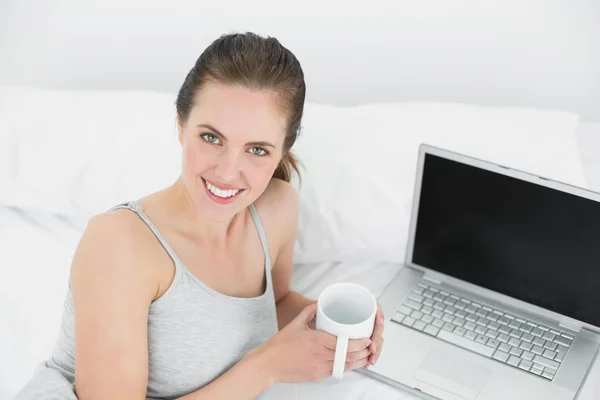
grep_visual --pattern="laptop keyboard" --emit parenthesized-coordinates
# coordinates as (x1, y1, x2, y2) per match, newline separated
(392, 282, 574, 381)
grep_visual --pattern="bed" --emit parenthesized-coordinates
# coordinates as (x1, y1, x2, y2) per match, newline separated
(1, 114, 599, 399)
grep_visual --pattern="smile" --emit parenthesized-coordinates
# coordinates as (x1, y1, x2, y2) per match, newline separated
(202, 179, 244, 202)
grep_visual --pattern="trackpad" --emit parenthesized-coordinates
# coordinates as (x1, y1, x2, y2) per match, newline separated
(414, 350, 491, 399)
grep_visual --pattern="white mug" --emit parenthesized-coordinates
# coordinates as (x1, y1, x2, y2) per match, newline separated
(316, 282, 377, 379)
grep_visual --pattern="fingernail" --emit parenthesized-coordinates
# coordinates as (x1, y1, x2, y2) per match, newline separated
(372, 343, 378, 353)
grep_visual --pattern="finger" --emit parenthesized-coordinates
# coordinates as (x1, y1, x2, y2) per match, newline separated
(345, 355, 370, 371)
(316, 331, 339, 351)
(368, 338, 384, 365)
(298, 303, 318, 327)
(347, 337, 372, 352)
(369, 324, 384, 353)
(344, 347, 371, 363)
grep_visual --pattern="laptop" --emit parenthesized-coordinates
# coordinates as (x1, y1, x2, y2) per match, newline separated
(361, 144, 600, 400)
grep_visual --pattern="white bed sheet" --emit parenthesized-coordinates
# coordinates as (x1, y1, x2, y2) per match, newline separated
(2, 126, 600, 399)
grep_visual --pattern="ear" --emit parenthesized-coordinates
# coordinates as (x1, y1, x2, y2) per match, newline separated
(177, 115, 184, 145)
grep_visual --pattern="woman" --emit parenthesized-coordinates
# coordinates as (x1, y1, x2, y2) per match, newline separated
(15, 32, 385, 400)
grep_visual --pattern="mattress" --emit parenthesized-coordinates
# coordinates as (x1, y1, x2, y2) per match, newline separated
(2, 122, 600, 399)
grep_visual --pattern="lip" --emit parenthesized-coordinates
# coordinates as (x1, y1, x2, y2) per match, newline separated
(202, 178, 244, 205)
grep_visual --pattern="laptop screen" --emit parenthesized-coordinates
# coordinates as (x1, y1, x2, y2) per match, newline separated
(412, 152, 600, 327)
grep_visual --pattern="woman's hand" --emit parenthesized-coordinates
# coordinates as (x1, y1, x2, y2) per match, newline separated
(367, 303, 385, 367)
(257, 303, 372, 384)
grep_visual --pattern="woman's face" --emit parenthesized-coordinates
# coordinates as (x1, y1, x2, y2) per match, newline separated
(178, 81, 287, 222)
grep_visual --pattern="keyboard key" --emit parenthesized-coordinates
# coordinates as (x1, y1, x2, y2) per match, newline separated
(533, 337, 545, 347)
(423, 298, 435, 307)
(526, 321, 538, 328)
(472, 302, 482, 309)
(413, 287, 425, 295)
(466, 313, 478, 322)
(476, 334, 488, 345)
(544, 341, 557, 351)
(413, 321, 426, 331)
(492, 349, 510, 363)
(421, 314, 434, 324)
(521, 333, 534, 343)
(392, 312, 406, 324)
(437, 329, 495, 357)
(532, 345, 544, 355)
(443, 322, 455, 332)
(402, 316, 416, 327)
(455, 302, 467, 310)
(487, 322, 501, 331)
(555, 352, 566, 363)
(483, 306, 492, 312)
(518, 360, 533, 371)
(450, 294, 460, 300)
(454, 327, 467, 337)
(406, 300, 422, 310)
(542, 332, 556, 341)
(429, 287, 439, 293)
(464, 321, 477, 331)
(432, 310, 444, 319)
(411, 311, 423, 320)
(442, 314, 454, 323)
(499, 343, 511, 353)
(475, 326, 487, 335)
(476, 317, 489, 327)
(434, 302, 445, 311)
(508, 320, 522, 329)
(509, 329, 522, 339)
(499, 325, 511, 335)
(504, 314, 515, 320)
(555, 336, 573, 347)
(542, 371, 555, 380)
(533, 355, 559, 371)
(509, 347, 523, 357)
(486, 339, 500, 349)
(533, 363, 545, 371)
(485, 329, 499, 339)
(421, 306, 433, 315)
(498, 316, 511, 325)
(476, 309, 488, 318)
(530, 366, 543, 376)
(455, 310, 467, 319)
(465, 331, 477, 341)
(522, 351, 534, 361)
(507, 355, 521, 367)
(519, 324, 533, 334)
(434, 295, 445, 302)
(508, 337, 520, 347)
(409, 293, 425, 303)
(543, 349, 557, 359)
(562, 333, 574, 340)
(453, 318, 466, 327)
(497, 334, 510, 343)
(487, 313, 499, 322)
(465, 305, 477, 313)
(423, 290, 434, 299)
(519, 342, 533, 351)
(516, 317, 527, 324)
(531, 328, 544, 337)
(444, 299, 456, 307)
(440, 290, 449, 296)
(538, 325, 549, 332)
(424, 325, 440, 336)
(444, 306, 457, 315)
(433, 319, 445, 328)
(398, 305, 412, 315)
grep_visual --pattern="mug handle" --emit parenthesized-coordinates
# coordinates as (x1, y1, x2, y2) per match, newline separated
(332, 334, 348, 379)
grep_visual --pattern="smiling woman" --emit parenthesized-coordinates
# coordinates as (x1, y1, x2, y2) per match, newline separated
(13, 32, 384, 400)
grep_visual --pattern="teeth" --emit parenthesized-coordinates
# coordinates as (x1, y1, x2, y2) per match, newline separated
(206, 181, 240, 198)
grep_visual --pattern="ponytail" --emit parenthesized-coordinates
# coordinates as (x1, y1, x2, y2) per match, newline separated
(272, 151, 302, 184)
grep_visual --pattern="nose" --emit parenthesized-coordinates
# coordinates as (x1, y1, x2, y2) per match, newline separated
(214, 151, 241, 182)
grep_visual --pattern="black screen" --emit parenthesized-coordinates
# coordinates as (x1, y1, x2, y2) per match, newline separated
(412, 153, 600, 327)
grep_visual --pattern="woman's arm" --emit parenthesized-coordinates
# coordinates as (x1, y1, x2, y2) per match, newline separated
(72, 212, 278, 400)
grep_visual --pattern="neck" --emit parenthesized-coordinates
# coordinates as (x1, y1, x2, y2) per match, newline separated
(168, 179, 245, 242)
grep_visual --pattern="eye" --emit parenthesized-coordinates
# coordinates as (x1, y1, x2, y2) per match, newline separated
(248, 147, 268, 156)
(201, 133, 221, 145)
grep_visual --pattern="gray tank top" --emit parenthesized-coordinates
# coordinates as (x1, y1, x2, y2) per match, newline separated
(14, 201, 279, 400)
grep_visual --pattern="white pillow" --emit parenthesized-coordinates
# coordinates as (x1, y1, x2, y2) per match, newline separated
(291, 102, 583, 264)
(0, 87, 584, 265)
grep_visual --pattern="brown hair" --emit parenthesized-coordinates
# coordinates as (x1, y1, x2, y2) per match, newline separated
(175, 32, 305, 183)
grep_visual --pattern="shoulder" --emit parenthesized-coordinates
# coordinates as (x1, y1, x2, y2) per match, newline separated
(253, 178, 299, 247)
(70, 209, 161, 301)
(254, 178, 299, 222)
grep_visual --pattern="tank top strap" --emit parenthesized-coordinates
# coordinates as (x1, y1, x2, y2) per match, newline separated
(107, 201, 184, 270)
(248, 203, 273, 272)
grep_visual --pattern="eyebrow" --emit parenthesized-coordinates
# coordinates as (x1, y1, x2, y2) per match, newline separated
(197, 123, 276, 148)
